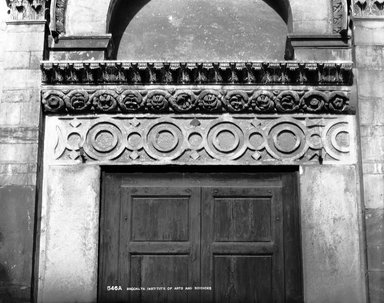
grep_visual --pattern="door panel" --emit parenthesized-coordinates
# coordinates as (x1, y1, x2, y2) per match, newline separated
(99, 171, 302, 303)
(201, 187, 284, 303)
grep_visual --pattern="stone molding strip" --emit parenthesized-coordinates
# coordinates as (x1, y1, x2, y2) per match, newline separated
(41, 87, 354, 115)
(48, 115, 356, 165)
(41, 61, 353, 86)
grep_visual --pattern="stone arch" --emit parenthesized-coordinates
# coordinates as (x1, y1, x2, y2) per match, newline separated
(107, 0, 293, 60)
(52, 0, 334, 38)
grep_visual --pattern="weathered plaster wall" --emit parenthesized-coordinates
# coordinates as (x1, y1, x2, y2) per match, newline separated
(355, 18, 384, 303)
(38, 165, 100, 303)
(0, 4, 45, 303)
(300, 165, 365, 303)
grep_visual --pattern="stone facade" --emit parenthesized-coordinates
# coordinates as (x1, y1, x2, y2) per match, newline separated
(0, 0, 383, 302)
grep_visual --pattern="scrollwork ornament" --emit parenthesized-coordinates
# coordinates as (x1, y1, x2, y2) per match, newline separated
(250, 91, 275, 113)
(275, 91, 300, 113)
(42, 90, 67, 113)
(118, 90, 144, 112)
(169, 90, 197, 112)
(224, 90, 250, 112)
(65, 90, 91, 112)
(198, 90, 222, 112)
(91, 90, 119, 112)
(328, 92, 349, 113)
(301, 91, 328, 113)
(145, 90, 171, 112)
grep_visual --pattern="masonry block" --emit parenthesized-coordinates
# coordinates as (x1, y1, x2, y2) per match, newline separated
(3, 51, 31, 70)
(368, 245, 384, 271)
(1, 88, 40, 103)
(0, 185, 35, 303)
(357, 70, 384, 99)
(368, 272, 384, 303)
(356, 46, 384, 69)
(354, 20, 384, 46)
(363, 174, 384, 208)
(0, 144, 38, 163)
(0, 103, 21, 126)
(361, 136, 384, 162)
(2, 70, 41, 90)
(366, 209, 384, 247)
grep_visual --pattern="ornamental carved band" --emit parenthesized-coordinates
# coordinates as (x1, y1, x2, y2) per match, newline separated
(42, 88, 353, 114)
(354, 0, 384, 15)
(51, 115, 356, 164)
(41, 62, 353, 86)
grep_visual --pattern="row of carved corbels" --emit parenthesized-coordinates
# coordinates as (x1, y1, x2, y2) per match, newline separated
(41, 62, 353, 86)
(7, 0, 47, 20)
(42, 88, 353, 115)
(353, 0, 384, 15)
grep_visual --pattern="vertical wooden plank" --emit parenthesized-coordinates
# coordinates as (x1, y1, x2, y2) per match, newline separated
(282, 172, 304, 302)
(201, 187, 214, 303)
(98, 172, 122, 303)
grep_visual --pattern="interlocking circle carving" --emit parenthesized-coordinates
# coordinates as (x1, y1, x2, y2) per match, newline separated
(266, 121, 308, 160)
(206, 122, 246, 160)
(145, 122, 184, 160)
(84, 122, 125, 160)
(323, 121, 350, 160)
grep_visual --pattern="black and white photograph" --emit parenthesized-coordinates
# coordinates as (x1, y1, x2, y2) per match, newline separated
(0, 0, 383, 302)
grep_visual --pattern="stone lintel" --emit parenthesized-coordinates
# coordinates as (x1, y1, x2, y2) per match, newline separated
(49, 35, 112, 50)
(287, 34, 349, 48)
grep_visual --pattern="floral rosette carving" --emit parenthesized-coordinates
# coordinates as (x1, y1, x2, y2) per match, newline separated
(224, 90, 250, 112)
(275, 91, 300, 113)
(145, 90, 171, 112)
(65, 90, 91, 112)
(328, 92, 349, 113)
(91, 90, 119, 112)
(301, 91, 328, 113)
(42, 90, 67, 113)
(250, 91, 275, 112)
(198, 90, 222, 112)
(118, 90, 144, 112)
(169, 90, 197, 112)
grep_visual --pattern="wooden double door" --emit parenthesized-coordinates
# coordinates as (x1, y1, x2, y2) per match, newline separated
(99, 170, 302, 303)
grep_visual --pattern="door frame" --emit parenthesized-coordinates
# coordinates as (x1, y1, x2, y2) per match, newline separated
(98, 166, 304, 302)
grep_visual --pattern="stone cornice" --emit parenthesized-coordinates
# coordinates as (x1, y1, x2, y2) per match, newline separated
(41, 61, 353, 86)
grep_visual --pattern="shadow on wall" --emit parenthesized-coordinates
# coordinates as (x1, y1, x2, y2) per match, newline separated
(108, 0, 290, 61)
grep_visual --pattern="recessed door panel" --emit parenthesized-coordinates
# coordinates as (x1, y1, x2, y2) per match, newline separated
(99, 171, 302, 303)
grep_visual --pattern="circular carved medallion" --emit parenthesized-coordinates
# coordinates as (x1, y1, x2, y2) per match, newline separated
(206, 122, 246, 159)
(145, 122, 184, 160)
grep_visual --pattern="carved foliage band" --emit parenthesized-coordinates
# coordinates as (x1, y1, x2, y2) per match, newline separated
(52, 115, 355, 164)
(42, 88, 353, 114)
(41, 62, 353, 86)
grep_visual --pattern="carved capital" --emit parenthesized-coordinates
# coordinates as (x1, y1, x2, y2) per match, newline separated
(353, 0, 384, 16)
(8, 0, 47, 20)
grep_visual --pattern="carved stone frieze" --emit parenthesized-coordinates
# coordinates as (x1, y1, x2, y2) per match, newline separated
(41, 62, 353, 86)
(48, 115, 356, 164)
(41, 88, 353, 114)
(8, 0, 47, 20)
(353, 0, 384, 16)
(333, 0, 348, 33)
